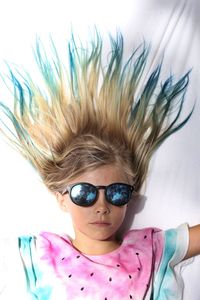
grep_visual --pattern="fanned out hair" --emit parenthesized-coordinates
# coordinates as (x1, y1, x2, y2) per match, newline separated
(0, 32, 193, 193)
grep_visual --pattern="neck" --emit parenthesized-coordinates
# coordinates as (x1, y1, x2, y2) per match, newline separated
(72, 233, 121, 255)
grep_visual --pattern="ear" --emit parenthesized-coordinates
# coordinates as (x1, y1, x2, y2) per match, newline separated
(55, 192, 69, 212)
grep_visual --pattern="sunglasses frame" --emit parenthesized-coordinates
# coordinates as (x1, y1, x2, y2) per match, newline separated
(61, 182, 134, 207)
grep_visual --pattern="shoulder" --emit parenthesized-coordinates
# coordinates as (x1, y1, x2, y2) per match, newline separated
(37, 231, 72, 251)
(123, 227, 162, 247)
(17, 232, 71, 251)
(125, 223, 188, 246)
(123, 224, 189, 263)
(0, 232, 72, 266)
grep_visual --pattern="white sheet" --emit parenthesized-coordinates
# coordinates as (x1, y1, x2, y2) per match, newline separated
(0, 0, 199, 298)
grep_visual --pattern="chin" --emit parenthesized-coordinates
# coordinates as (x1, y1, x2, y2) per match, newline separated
(89, 231, 117, 242)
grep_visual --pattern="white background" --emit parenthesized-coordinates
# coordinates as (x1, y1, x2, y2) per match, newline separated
(0, 0, 199, 298)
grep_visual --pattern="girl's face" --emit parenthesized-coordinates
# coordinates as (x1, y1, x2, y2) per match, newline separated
(56, 164, 132, 253)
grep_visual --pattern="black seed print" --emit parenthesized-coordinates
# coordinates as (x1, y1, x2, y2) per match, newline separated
(81, 287, 84, 291)
(144, 235, 147, 239)
(116, 264, 120, 267)
(90, 272, 94, 276)
(135, 252, 139, 255)
(68, 274, 72, 278)
(105, 298, 107, 300)
(138, 267, 141, 271)
(61, 257, 65, 260)
(130, 295, 133, 299)
(129, 275, 132, 279)
(109, 277, 112, 282)
(76, 255, 80, 258)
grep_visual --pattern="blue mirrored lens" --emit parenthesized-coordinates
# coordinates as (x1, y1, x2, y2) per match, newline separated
(70, 183, 97, 206)
(106, 184, 131, 206)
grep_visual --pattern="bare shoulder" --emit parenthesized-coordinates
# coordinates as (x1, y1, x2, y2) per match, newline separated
(184, 225, 200, 260)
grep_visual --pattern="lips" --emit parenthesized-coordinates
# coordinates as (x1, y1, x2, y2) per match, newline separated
(90, 221, 111, 226)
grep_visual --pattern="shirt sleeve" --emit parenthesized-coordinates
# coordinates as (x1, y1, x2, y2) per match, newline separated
(152, 223, 191, 300)
(0, 236, 53, 300)
(0, 237, 30, 299)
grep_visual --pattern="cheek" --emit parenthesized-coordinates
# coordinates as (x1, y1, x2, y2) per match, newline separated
(68, 204, 91, 224)
(113, 206, 127, 223)
(120, 205, 127, 216)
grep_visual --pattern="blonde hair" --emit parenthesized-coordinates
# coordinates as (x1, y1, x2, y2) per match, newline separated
(0, 33, 192, 193)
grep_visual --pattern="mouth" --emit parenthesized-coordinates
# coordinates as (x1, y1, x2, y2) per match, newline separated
(89, 221, 111, 226)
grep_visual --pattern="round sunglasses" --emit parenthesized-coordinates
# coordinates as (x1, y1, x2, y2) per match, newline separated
(61, 182, 134, 207)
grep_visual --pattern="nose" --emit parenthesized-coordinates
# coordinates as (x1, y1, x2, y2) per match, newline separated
(94, 190, 110, 215)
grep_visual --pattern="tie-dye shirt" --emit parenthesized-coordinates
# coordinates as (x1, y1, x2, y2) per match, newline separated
(0, 224, 189, 300)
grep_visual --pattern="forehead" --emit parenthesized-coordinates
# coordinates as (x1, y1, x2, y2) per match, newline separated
(67, 164, 131, 186)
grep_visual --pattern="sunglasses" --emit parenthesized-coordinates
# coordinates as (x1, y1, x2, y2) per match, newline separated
(61, 182, 134, 207)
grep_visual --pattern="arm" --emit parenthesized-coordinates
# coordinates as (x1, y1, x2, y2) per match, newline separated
(184, 225, 200, 259)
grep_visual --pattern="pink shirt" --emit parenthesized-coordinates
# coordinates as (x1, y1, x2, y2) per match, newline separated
(0, 224, 189, 299)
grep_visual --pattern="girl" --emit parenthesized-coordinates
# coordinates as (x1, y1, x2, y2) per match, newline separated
(0, 33, 199, 300)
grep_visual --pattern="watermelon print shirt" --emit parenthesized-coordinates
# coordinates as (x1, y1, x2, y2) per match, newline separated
(0, 224, 189, 300)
